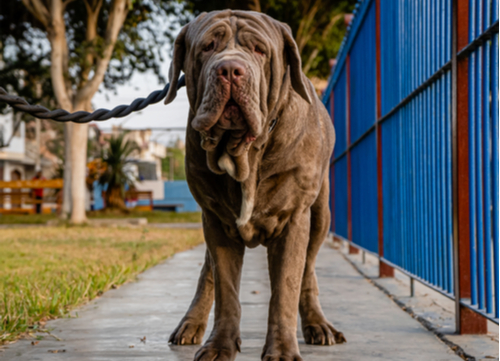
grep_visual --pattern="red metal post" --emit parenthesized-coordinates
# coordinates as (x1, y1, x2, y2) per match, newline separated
(455, 0, 487, 334)
(346, 55, 358, 254)
(375, 0, 393, 276)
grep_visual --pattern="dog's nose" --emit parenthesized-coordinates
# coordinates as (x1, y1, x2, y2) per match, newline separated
(216, 60, 246, 82)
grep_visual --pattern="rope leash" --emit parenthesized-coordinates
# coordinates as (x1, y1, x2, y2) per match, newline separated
(0, 75, 186, 124)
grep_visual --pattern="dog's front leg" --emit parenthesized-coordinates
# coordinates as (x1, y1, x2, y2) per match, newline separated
(169, 249, 214, 345)
(262, 210, 310, 361)
(194, 210, 245, 361)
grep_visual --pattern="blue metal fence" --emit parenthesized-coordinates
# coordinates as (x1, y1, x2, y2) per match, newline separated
(323, 0, 499, 329)
(466, 0, 499, 318)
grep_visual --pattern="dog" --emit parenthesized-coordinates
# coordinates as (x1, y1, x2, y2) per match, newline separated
(164, 10, 345, 361)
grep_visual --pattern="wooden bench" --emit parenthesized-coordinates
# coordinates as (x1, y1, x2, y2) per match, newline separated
(125, 190, 154, 211)
(0, 179, 63, 214)
(152, 203, 183, 212)
(100, 190, 154, 211)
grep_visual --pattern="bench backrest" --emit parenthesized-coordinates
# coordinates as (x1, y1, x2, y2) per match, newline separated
(0, 179, 63, 189)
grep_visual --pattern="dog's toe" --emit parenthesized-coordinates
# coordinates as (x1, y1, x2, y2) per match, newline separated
(303, 323, 346, 346)
(169, 319, 206, 345)
(194, 337, 241, 361)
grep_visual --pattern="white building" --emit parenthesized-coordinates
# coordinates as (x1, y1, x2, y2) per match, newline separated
(103, 126, 167, 180)
(0, 112, 35, 182)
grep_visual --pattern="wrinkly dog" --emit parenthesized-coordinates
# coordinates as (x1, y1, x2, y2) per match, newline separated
(165, 10, 345, 361)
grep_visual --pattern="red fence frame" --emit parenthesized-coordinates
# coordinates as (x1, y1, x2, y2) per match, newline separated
(454, 0, 487, 334)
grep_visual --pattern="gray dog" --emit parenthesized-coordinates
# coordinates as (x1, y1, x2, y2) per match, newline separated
(164, 10, 345, 361)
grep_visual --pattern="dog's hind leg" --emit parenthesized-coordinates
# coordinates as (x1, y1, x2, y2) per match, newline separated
(299, 175, 346, 346)
(169, 248, 214, 345)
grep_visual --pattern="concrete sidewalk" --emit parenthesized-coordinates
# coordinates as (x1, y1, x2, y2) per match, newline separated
(2, 243, 462, 360)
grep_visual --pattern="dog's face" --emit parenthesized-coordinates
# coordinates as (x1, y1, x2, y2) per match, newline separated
(165, 11, 311, 175)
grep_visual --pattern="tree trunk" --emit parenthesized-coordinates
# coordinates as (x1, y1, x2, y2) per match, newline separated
(105, 185, 127, 211)
(45, 0, 74, 220)
(246, 0, 260, 12)
(69, 124, 88, 223)
(69, 100, 90, 224)
(61, 122, 72, 218)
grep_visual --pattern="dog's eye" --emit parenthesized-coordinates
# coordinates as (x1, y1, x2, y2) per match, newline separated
(254, 45, 265, 56)
(203, 41, 215, 52)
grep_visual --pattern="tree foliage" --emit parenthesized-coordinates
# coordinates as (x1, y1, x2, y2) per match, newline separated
(0, 0, 355, 110)
(0, 0, 190, 108)
(184, 0, 356, 79)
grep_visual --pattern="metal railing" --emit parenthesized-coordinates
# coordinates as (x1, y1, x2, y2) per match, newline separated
(323, 0, 499, 331)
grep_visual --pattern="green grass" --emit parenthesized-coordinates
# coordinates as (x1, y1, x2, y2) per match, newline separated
(0, 210, 202, 225)
(0, 213, 55, 225)
(0, 226, 204, 344)
(88, 210, 202, 223)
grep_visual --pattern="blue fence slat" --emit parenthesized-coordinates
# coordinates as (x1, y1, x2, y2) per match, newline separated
(446, 71, 454, 294)
(492, 32, 499, 318)
(418, 94, 425, 280)
(494, 0, 499, 23)
(475, 45, 486, 311)
(333, 66, 348, 158)
(482, 39, 493, 315)
(410, 99, 417, 275)
(382, 114, 395, 264)
(334, 155, 348, 239)
(441, 76, 448, 290)
(431, 84, 437, 286)
(424, 86, 432, 283)
(468, 0, 479, 305)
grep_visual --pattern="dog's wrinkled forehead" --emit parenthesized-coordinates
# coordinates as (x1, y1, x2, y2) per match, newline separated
(187, 11, 280, 54)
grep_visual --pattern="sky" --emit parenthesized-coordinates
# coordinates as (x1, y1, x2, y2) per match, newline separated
(91, 56, 190, 146)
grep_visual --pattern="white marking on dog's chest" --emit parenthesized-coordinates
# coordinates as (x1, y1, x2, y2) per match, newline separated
(217, 151, 254, 227)
(236, 186, 254, 227)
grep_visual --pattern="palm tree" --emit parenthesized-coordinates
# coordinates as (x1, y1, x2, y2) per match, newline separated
(99, 132, 139, 211)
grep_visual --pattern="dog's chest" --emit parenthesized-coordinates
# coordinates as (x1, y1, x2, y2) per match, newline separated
(235, 175, 307, 246)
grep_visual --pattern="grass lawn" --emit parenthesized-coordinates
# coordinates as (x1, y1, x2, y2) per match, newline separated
(0, 210, 202, 225)
(0, 226, 204, 344)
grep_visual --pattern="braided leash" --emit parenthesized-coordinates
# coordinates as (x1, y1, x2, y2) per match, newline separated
(0, 75, 185, 123)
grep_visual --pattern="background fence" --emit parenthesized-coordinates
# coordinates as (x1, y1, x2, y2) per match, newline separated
(323, 0, 498, 333)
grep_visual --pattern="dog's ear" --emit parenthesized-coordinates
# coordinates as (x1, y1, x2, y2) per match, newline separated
(164, 24, 189, 105)
(280, 24, 312, 104)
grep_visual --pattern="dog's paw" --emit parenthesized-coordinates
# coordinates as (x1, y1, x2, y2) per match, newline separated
(194, 337, 241, 361)
(303, 321, 346, 346)
(261, 334, 302, 361)
(168, 318, 207, 345)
